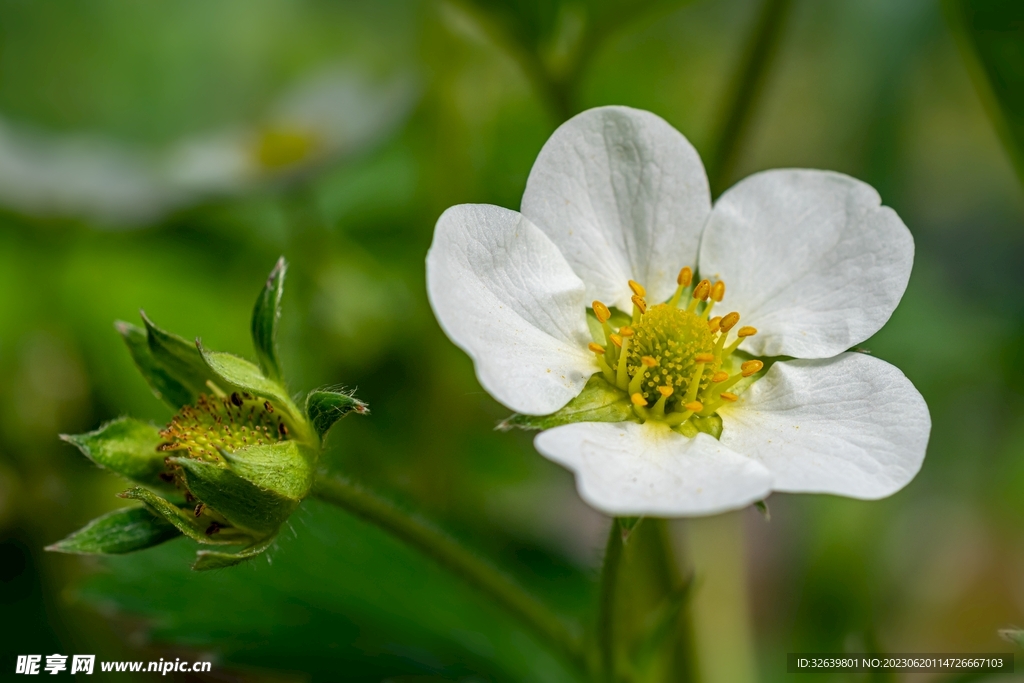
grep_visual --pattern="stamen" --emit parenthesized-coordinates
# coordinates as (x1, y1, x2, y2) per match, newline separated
(683, 353, 713, 404)
(741, 360, 764, 377)
(588, 343, 605, 354)
(628, 280, 646, 297)
(631, 393, 648, 407)
(669, 266, 693, 307)
(684, 401, 703, 412)
(651, 385, 673, 418)
(737, 326, 757, 338)
(609, 334, 623, 348)
(615, 329, 634, 390)
(628, 356, 658, 395)
(631, 295, 647, 323)
(720, 392, 738, 402)
(719, 312, 740, 332)
(687, 279, 711, 312)
(711, 281, 725, 302)
(593, 301, 611, 323)
(711, 371, 729, 383)
(708, 316, 722, 334)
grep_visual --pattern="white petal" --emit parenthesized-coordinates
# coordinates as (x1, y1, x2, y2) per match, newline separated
(521, 106, 711, 311)
(720, 353, 930, 499)
(698, 169, 914, 358)
(426, 204, 596, 415)
(534, 421, 773, 517)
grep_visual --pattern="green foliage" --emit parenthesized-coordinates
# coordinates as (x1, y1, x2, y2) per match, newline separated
(500, 375, 635, 430)
(116, 321, 194, 409)
(141, 311, 220, 400)
(948, 0, 1024, 185)
(47, 507, 180, 555)
(60, 417, 172, 491)
(197, 345, 300, 421)
(251, 257, 287, 383)
(305, 389, 369, 439)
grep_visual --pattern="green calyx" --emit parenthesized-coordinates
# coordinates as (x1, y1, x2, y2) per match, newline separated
(50, 256, 368, 571)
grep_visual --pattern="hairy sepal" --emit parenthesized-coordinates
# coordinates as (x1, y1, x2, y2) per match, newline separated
(220, 441, 315, 501)
(251, 257, 287, 384)
(46, 506, 180, 555)
(61, 417, 173, 492)
(499, 375, 635, 431)
(192, 534, 278, 571)
(305, 389, 368, 439)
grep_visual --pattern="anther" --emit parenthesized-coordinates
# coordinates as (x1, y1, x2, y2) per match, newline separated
(711, 371, 729, 383)
(694, 353, 715, 364)
(737, 326, 757, 338)
(678, 267, 693, 287)
(692, 280, 711, 301)
(588, 343, 606, 354)
(628, 280, 646, 297)
(711, 281, 726, 302)
(593, 301, 611, 323)
(720, 312, 740, 332)
(720, 392, 738, 402)
(684, 401, 703, 412)
(610, 334, 623, 348)
(631, 393, 648, 407)
(658, 386, 674, 398)
(708, 316, 722, 334)
(741, 360, 764, 377)
(641, 356, 658, 368)
(630, 356, 659, 395)
(619, 326, 634, 337)
(631, 295, 647, 315)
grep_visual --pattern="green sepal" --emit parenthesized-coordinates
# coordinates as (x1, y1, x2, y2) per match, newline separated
(141, 311, 220, 399)
(116, 322, 193, 409)
(251, 257, 287, 384)
(220, 441, 315, 501)
(999, 628, 1024, 650)
(196, 343, 300, 421)
(118, 486, 247, 545)
(617, 516, 643, 543)
(499, 375, 635, 431)
(46, 506, 180, 555)
(171, 457, 297, 535)
(754, 500, 770, 520)
(61, 417, 173, 491)
(192, 533, 277, 571)
(691, 414, 723, 439)
(305, 389, 368, 439)
(629, 581, 694, 677)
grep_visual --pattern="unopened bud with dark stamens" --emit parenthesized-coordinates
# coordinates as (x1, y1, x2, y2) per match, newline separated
(711, 281, 725, 302)
(631, 295, 647, 314)
(631, 393, 648, 407)
(593, 301, 611, 323)
(720, 312, 740, 332)
(720, 392, 738, 402)
(741, 360, 764, 377)
(711, 371, 729, 383)
(678, 267, 693, 287)
(684, 401, 703, 412)
(737, 326, 757, 338)
(628, 280, 646, 297)
(588, 343, 606, 354)
(708, 316, 722, 334)
(692, 279, 711, 301)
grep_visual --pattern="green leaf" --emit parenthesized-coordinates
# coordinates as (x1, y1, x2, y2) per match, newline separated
(118, 486, 246, 546)
(46, 506, 180, 555)
(947, 0, 1024, 185)
(220, 441, 315, 501)
(116, 321, 193, 409)
(499, 375, 634, 430)
(61, 417, 172, 490)
(251, 257, 287, 383)
(192, 533, 277, 571)
(999, 628, 1024, 649)
(141, 311, 220, 399)
(305, 389, 368, 439)
(196, 343, 299, 419)
(171, 457, 298, 535)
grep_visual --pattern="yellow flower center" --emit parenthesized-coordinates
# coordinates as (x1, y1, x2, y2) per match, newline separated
(589, 268, 765, 433)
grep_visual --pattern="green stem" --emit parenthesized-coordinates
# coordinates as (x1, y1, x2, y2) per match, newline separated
(706, 0, 794, 197)
(597, 518, 625, 682)
(648, 519, 700, 683)
(311, 476, 587, 673)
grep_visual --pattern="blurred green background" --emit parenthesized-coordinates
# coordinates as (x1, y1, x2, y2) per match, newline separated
(1, 0, 1023, 681)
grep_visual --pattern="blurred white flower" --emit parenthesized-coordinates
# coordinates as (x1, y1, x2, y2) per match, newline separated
(0, 65, 418, 226)
(427, 105, 930, 517)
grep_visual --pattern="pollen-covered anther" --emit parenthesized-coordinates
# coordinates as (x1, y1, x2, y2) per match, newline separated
(678, 267, 693, 287)
(741, 360, 764, 377)
(684, 401, 703, 412)
(610, 334, 623, 348)
(628, 280, 646, 297)
(631, 393, 648, 407)
(737, 326, 757, 338)
(708, 316, 722, 334)
(588, 342, 606, 355)
(720, 392, 738, 402)
(631, 295, 647, 314)
(694, 353, 715, 364)
(711, 371, 729, 383)
(619, 326, 635, 337)
(711, 281, 726, 302)
(693, 280, 711, 301)
(641, 356, 658, 368)
(658, 386, 673, 398)
(720, 312, 740, 333)
(593, 301, 611, 323)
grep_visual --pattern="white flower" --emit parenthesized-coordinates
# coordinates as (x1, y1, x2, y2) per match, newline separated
(426, 106, 930, 517)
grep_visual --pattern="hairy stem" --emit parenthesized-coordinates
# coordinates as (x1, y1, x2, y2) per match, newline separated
(706, 0, 794, 196)
(597, 518, 625, 681)
(311, 476, 586, 672)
